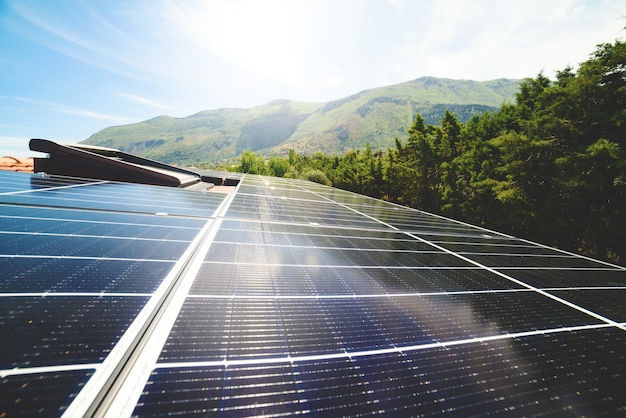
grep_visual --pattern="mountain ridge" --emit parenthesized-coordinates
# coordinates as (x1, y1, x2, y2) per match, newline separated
(82, 76, 521, 165)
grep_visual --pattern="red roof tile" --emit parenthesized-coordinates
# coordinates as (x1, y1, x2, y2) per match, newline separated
(0, 156, 34, 172)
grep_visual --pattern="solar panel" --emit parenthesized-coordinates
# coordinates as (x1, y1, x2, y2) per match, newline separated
(1, 169, 625, 417)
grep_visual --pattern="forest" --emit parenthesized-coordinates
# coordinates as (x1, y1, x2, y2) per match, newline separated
(234, 39, 626, 264)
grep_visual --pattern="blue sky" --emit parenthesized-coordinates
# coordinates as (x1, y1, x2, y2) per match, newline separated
(1, 0, 624, 157)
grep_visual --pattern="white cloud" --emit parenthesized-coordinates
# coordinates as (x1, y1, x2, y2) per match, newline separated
(383, 0, 625, 81)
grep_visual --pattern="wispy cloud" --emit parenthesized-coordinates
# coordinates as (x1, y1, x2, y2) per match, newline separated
(57, 107, 133, 121)
(117, 93, 172, 110)
(12, 96, 135, 122)
(6, 1, 159, 82)
(384, 0, 625, 81)
(9, 2, 104, 55)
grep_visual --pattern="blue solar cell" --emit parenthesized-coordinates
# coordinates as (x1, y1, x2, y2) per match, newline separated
(0, 174, 226, 217)
(159, 298, 232, 362)
(0, 199, 206, 233)
(0, 171, 94, 193)
(161, 289, 606, 365)
(221, 364, 300, 415)
(0, 296, 148, 368)
(215, 227, 435, 250)
(464, 253, 611, 268)
(0, 233, 190, 260)
(318, 299, 393, 351)
(226, 195, 386, 228)
(204, 242, 475, 267)
(0, 370, 95, 417)
(387, 292, 601, 342)
(396, 328, 626, 415)
(496, 268, 626, 288)
(0, 216, 200, 240)
(137, 328, 626, 416)
(226, 299, 289, 359)
(351, 352, 442, 414)
(218, 219, 403, 238)
(439, 242, 566, 255)
(548, 289, 626, 322)
(281, 308, 346, 355)
(0, 258, 174, 293)
(0, 204, 208, 228)
(291, 358, 376, 415)
(133, 368, 225, 416)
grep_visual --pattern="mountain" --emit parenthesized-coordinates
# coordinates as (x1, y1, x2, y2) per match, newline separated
(82, 77, 521, 165)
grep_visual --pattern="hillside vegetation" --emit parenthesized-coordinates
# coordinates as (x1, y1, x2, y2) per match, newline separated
(235, 39, 626, 264)
(81, 77, 520, 165)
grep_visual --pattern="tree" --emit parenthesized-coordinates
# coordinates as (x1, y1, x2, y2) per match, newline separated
(238, 150, 267, 174)
(268, 156, 290, 177)
(298, 167, 332, 186)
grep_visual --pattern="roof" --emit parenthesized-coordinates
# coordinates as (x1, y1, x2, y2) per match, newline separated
(0, 156, 34, 172)
(0, 141, 625, 416)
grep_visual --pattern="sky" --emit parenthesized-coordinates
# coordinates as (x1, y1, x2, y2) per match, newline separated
(1, 0, 624, 157)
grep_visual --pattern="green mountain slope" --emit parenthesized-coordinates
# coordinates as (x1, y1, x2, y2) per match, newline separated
(82, 77, 520, 165)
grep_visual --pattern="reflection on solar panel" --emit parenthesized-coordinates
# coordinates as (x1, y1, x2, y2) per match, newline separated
(1, 169, 625, 417)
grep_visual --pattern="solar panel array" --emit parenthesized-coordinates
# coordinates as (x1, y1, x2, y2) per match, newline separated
(1, 169, 625, 417)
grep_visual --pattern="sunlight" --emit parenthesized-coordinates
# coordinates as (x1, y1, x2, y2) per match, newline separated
(170, 0, 306, 83)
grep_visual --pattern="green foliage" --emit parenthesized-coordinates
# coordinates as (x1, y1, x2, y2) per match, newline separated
(298, 168, 332, 186)
(267, 156, 290, 177)
(237, 150, 268, 175)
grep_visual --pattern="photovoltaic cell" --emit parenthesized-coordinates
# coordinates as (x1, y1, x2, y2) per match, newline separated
(1, 178, 225, 217)
(0, 296, 149, 369)
(0, 171, 93, 193)
(191, 263, 523, 296)
(133, 367, 226, 416)
(461, 253, 611, 268)
(156, 291, 602, 364)
(159, 298, 232, 362)
(226, 194, 387, 228)
(424, 233, 518, 244)
(138, 327, 626, 416)
(0, 171, 215, 415)
(495, 268, 626, 288)
(2, 170, 625, 416)
(0, 204, 208, 229)
(0, 215, 200, 240)
(0, 258, 174, 293)
(0, 370, 94, 417)
(547, 289, 626, 322)
(438, 242, 566, 255)
(204, 241, 476, 268)
(1, 232, 191, 260)
(214, 226, 436, 251)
